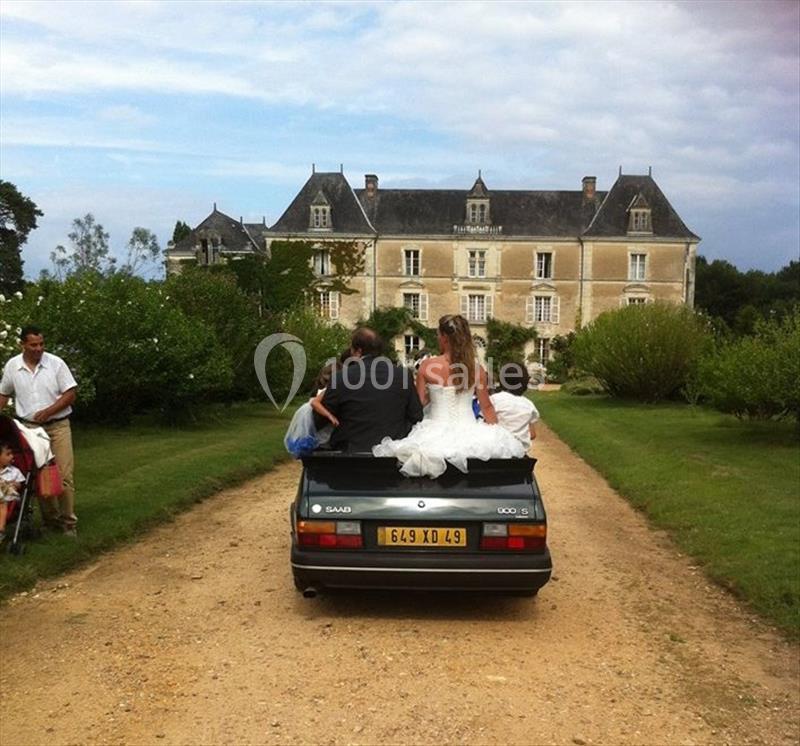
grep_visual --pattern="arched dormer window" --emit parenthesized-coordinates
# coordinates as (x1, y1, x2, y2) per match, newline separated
(466, 173, 490, 225)
(627, 192, 652, 234)
(309, 190, 332, 231)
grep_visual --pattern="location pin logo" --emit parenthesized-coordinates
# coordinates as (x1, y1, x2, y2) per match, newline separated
(253, 333, 307, 411)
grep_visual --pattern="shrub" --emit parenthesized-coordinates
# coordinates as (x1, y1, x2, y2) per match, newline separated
(1, 274, 233, 423)
(485, 317, 537, 374)
(166, 267, 264, 398)
(545, 332, 579, 383)
(572, 303, 710, 402)
(357, 307, 438, 362)
(264, 306, 351, 399)
(561, 376, 606, 396)
(700, 309, 800, 420)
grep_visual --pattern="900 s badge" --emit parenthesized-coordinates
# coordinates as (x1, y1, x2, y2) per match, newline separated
(497, 507, 529, 516)
(325, 506, 352, 514)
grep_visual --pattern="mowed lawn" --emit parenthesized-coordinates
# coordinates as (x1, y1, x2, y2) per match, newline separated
(0, 403, 291, 599)
(534, 392, 800, 636)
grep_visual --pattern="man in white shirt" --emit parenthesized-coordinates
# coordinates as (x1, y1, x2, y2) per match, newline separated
(491, 362, 540, 450)
(0, 325, 79, 535)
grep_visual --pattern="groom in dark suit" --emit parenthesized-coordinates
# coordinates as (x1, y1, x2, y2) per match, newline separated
(318, 327, 423, 452)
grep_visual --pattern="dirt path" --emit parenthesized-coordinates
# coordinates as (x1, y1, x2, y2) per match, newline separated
(1, 424, 798, 746)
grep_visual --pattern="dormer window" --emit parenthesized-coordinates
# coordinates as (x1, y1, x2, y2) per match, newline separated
(466, 172, 491, 225)
(627, 192, 652, 234)
(309, 190, 332, 231)
(312, 206, 330, 229)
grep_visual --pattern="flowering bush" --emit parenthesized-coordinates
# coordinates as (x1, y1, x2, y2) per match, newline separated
(699, 309, 800, 421)
(1, 274, 232, 422)
(571, 303, 711, 401)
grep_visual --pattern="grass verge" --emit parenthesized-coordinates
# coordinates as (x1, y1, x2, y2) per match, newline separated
(535, 392, 800, 637)
(0, 402, 292, 600)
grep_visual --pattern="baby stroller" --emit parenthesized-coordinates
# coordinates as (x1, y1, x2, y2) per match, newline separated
(0, 415, 53, 555)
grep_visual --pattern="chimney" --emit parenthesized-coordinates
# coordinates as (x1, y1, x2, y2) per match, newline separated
(582, 176, 596, 200)
(365, 174, 379, 199)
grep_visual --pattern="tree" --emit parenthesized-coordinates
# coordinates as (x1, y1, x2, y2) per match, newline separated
(121, 227, 161, 276)
(485, 317, 537, 374)
(172, 220, 192, 244)
(51, 213, 115, 277)
(0, 180, 43, 293)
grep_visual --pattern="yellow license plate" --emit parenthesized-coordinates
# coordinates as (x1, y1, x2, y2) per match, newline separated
(377, 526, 467, 547)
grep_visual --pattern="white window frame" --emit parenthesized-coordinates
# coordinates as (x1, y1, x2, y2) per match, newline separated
(317, 290, 339, 320)
(535, 251, 553, 280)
(403, 334, 421, 362)
(403, 248, 420, 276)
(468, 249, 487, 278)
(536, 337, 550, 363)
(461, 293, 493, 323)
(629, 252, 647, 281)
(403, 291, 428, 321)
(528, 294, 560, 324)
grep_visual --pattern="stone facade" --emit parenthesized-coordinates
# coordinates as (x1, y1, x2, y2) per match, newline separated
(166, 169, 699, 363)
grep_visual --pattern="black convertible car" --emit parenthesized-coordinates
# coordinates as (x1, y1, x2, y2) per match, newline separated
(290, 453, 552, 597)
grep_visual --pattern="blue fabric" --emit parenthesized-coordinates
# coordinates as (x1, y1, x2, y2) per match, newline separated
(285, 435, 319, 458)
(472, 397, 482, 419)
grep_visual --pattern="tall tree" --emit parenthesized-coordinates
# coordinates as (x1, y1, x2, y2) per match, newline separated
(51, 213, 115, 277)
(0, 180, 43, 293)
(172, 220, 192, 244)
(121, 227, 161, 276)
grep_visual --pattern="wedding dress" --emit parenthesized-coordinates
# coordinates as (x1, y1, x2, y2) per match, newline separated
(372, 384, 526, 478)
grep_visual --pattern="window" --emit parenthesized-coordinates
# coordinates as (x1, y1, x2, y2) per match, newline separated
(629, 253, 647, 281)
(536, 338, 550, 363)
(404, 249, 420, 276)
(468, 250, 486, 278)
(534, 295, 552, 323)
(468, 201, 488, 225)
(526, 294, 560, 324)
(313, 249, 330, 276)
(311, 206, 330, 229)
(627, 296, 647, 306)
(317, 290, 339, 320)
(535, 251, 553, 280)
(630, 209, 651, 232)
(403, 292, 428, 320)
(404, 334, 421, 361)
(403, 292, 420, 318)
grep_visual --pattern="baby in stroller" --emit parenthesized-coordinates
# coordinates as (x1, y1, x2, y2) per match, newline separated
(0, 441, 25, 542)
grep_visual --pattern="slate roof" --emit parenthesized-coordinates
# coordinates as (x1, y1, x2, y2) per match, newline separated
(270, 172, 374, 235)
(356, 188, 608, 236)
(584, 175, 699, 239)
(355, 174, 697, 240)
(174, 207, 262, 253)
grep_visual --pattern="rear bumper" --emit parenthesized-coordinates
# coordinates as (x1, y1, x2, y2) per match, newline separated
(291, 546, 553, 592)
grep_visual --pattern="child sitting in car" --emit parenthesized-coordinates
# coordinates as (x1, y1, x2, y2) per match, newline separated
(491, 363, 540, 450)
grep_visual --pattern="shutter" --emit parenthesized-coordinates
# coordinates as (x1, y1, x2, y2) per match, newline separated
(460, 294, 469, 317)
(329, 292, 340, 320)
(525, 296, 535, 324)
(485, 294, 494, 321)
(551, 296, 560, 324)
(420, 292, 429, 321)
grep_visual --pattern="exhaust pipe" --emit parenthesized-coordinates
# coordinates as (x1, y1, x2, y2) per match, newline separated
(302, 587, 318, 599)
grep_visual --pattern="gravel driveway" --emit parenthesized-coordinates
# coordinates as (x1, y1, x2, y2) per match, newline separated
(1, 424, 797, 746)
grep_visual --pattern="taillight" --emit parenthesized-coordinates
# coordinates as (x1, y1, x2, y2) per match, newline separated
(297, 520, 363, 549)
(480, 523, 546, 551)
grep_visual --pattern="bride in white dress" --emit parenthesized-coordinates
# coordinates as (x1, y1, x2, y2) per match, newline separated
(373, 314, 526, 478)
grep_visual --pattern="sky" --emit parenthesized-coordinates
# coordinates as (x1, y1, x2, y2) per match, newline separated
(1, 0, 798, 277)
